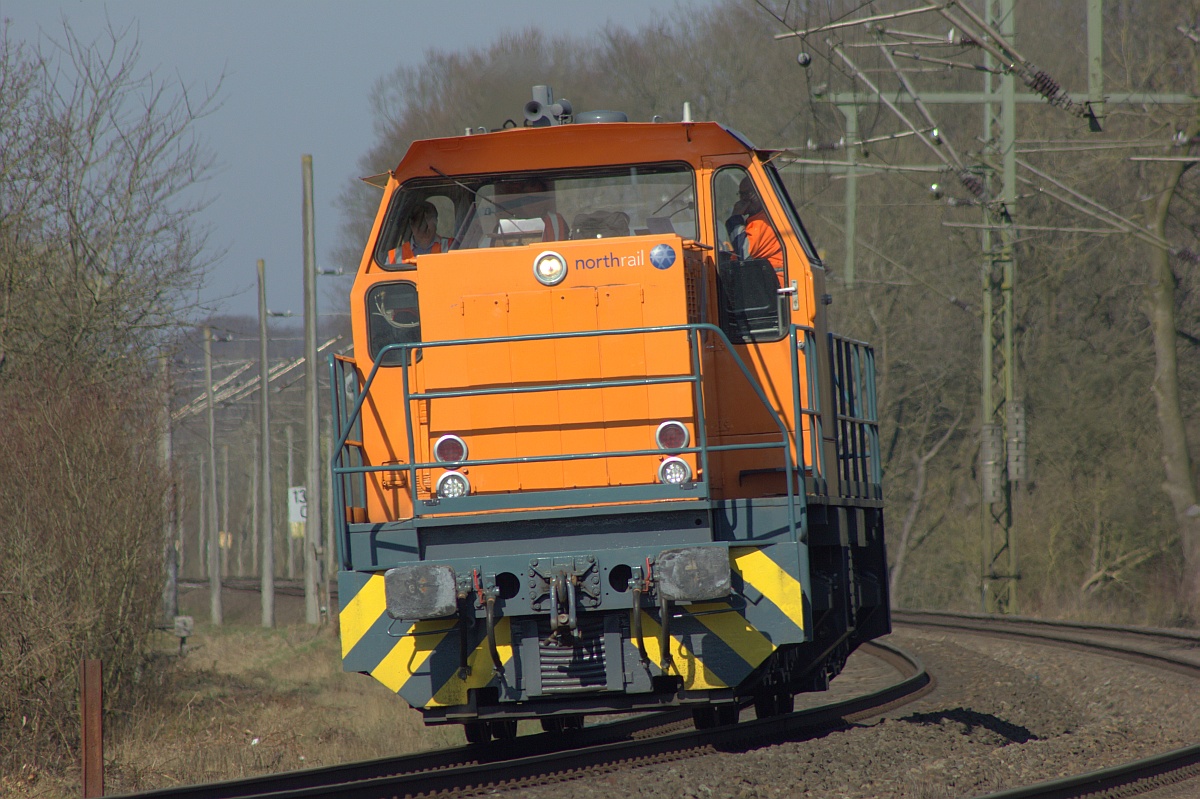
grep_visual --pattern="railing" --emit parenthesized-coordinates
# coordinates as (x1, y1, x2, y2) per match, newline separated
(830, 334, 883, 500)
(329, 354, 366, 524)
(792, 324, 826, 489)
(329, 322, 844, 570)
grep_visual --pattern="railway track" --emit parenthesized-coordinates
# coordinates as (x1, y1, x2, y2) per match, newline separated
(895, 610, 1200, 799)
(162, 590, 1200, 798)
(178, 578, 314, 599)
(109, 641, 928, 799)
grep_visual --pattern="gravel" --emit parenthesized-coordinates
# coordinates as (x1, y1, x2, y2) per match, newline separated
(514, 628, 1200, 798)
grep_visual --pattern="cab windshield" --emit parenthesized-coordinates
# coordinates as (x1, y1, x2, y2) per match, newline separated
(375, 163, 697, 268)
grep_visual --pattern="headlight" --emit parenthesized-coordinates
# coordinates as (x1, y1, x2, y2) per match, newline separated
(656, 420, 689, 451)
(434, 434, 467, 464)
(658, 457, 692, 485)
(436, 470, 471, 499)
(656, 547, 731, 601)
(384, 564, 458, 619)
(533, 250, 567, 286)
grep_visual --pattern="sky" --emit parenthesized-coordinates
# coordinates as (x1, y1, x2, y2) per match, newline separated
(0, 1, 707, 320)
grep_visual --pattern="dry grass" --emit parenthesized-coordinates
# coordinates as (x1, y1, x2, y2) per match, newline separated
(4, 587, 461, 798)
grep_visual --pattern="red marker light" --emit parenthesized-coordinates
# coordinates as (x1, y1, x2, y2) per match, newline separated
(434, 435, 467, 464)
(655, 421, 689, 451)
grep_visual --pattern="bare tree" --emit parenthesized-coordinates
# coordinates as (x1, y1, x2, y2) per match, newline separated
(0, 19, 217, 769)
(0, 20, 219, 381)
(1143, 136, 1200, 611)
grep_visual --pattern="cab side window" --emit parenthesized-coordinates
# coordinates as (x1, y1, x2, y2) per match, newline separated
(367, 282, 420, 365)
(712, 167, 787, 343)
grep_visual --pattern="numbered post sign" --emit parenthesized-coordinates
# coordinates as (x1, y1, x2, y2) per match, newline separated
(288, 487, 307, 539)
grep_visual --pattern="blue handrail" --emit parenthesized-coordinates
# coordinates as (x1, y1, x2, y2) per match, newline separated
(329, 322, 837, 570)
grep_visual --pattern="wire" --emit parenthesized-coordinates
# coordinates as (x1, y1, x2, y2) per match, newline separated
(810, 209, 976, 314)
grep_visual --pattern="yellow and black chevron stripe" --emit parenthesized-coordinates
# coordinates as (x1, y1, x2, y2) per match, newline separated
(338, 545, 807, 708)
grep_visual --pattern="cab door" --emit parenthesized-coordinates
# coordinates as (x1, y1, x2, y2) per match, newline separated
(704, 163, 805, 500)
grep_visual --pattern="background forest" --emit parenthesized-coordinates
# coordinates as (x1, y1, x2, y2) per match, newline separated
(3, 0, 1200, 777)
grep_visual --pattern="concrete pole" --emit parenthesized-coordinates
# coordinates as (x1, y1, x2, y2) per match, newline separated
(259, 260, 276, 628)
(286, 424, 295, 580)
(177, 482, 186, 578)
(251, 435, 259, 577)
(221, 443, 230, 574)
(236, 439, 245, 577)
(204, 326, 223, 625)
(197, 454, 204, 579)
(158, 355, 178, 622)
(302, 154, 322, 625)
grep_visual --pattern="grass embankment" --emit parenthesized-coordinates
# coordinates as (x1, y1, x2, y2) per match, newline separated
(5, 586, 460, 798)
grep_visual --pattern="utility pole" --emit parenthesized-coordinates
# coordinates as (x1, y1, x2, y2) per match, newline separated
(978, 0, 1021, 614)
(204, 325, 223, 625)
(302, 154, 323, 625)
(236, 439, 245, 576)
(197, 454, 204, 579)
(251, 435, 259, 578)
(259, 260, 276, 628)
(177, 474, 186, 578)
(286, 424, 295, 579)
(159, 355, 179, 622)
(221, 443, 230, 575)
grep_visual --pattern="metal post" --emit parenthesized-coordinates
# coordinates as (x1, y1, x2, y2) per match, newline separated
(838, 103, 859, 287)
(80, 659, 103, 798)
(159, 355, 178, 622)
(302, 154, 322, 625)
(1087, 0, 1106, 126)
(204, 326, 223, 625)
(259, 260, 276, 628)
(980, 0, 1019, 614)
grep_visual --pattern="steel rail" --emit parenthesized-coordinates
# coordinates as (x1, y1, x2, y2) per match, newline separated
(109, 641, 927, 799)
(894, 609, 1200, 799)
(895, 609, 1200, 646)
(894, 609, 1200, 679)
(104, 709, 694, 799)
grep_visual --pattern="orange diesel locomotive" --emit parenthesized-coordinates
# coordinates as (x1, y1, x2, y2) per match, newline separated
(331, 99, 888, 742)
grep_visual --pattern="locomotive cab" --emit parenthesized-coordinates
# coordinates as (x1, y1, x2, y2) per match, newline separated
(331, 109, 889, 741)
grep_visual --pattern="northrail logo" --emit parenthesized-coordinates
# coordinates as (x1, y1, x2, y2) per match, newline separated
(573, 244, 677, 272)
(649, 244, 676, 270)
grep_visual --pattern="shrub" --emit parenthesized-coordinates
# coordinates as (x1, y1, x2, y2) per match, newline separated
(0, 372, 167, 772)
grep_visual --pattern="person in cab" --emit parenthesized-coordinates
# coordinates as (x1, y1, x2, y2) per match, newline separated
(390, 201, 453, 264)
(725, 177, 784, 286)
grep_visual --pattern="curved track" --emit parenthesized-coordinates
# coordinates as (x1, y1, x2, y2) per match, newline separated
(895, 610, 1200, 799)
(151, 599, 1200, 798)
(110, 641, 928, 799)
